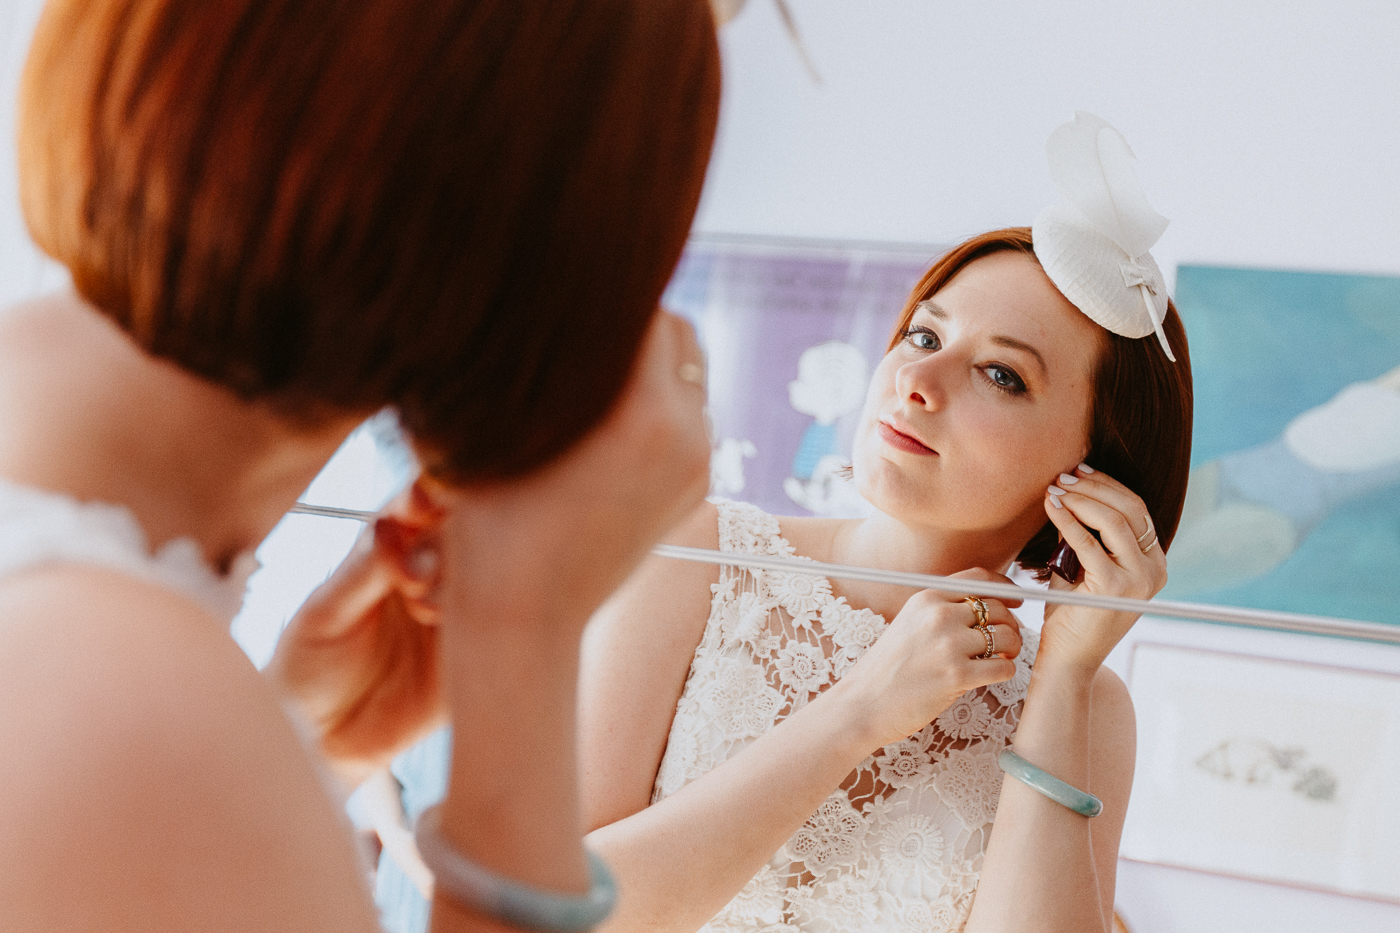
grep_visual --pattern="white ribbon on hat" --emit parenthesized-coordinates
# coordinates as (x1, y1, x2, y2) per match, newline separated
(1032, 112, 1176, 361)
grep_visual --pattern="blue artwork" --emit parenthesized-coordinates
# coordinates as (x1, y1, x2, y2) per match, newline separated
(1165, 265, 1400, 625)
(791, 421, 837, 480)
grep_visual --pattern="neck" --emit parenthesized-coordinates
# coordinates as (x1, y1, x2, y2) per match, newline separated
(834, 511, 1029, 580)
(0, 292, 362, 571)
(816, 506, 1041, 621)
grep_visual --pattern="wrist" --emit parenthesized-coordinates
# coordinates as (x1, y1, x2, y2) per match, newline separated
(1025, 636, 1103, 688)
(1017, 665, 1095, 750)
(817, 677, 896, 758)
(436, 618, 591, 894)
(1025, 662, 1096, 706)
(435, 770, 591, 893)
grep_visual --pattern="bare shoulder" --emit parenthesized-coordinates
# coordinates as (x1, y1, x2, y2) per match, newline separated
(770, 514, 848, 561)
(1085, 666, 1136, 825)
(1087, 665, 1137, 780)
(580, 500, 721, 830)
(660, 496, 723, 549)
(1090, 666, 1136, 739)
(1084, 666, 1137, 911)
(600, 496, 721, 639)
(0, 566, 378, 932)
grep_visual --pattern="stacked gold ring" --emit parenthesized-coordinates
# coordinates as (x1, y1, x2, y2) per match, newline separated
(964, 596, 996, 659)
(1137, 513, 1158, 553)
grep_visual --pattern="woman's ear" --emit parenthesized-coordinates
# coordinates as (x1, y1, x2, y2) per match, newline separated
(372, 475, 446, 620)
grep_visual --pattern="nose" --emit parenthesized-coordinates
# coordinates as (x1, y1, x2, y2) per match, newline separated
(895, 353, 949, 411)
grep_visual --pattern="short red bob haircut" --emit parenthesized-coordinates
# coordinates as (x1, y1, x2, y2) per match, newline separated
(888, 228, 1194, 578)
(19, 0, 721, 483)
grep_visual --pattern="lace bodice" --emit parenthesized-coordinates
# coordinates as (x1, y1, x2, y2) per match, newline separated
(0, 478, 257, 623)
(652, 501, 1039, 933)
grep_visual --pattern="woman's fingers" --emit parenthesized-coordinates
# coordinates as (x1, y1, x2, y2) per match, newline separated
(1057, 464, 1155, 545)
(1043, 487, 1166, 598)
(1051, 492, 1139, 562)
(294, 524, 399, 639)
(966, 621, 1022, 661)
(947, 567, 1025, 609)
(955, 593, 1022, 660)
(966, 656, 1019, 689)
(1043, 489, 1117, 578)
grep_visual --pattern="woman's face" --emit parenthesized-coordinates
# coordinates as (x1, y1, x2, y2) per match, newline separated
(852, 251, 1104, 540)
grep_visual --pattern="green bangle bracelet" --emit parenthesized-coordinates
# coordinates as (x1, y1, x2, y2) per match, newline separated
(998, 748, 1103, 818)
(414, 803, 618, 931)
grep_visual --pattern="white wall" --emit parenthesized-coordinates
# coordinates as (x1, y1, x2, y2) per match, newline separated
(6, 0, 1398, 299)
(0, 0, 64, 310)
(697, 0, 1400, 285)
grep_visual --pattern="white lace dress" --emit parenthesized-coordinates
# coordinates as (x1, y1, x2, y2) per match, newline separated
(652, 501, 1039, 933)
(0, 477, 257, 624)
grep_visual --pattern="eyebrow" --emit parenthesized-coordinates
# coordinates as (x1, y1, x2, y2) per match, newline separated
(916, 300, 1048, 378)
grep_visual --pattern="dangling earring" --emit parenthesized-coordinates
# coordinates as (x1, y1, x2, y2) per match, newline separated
(1047, 537, 1082, 585)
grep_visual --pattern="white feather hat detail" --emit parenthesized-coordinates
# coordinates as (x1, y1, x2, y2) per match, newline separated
(1031, 112, 1176, 361)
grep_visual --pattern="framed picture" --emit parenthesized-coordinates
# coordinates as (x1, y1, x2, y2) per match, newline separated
(1120, 642, 1400, 902)
(1166, 265, 1400, 625)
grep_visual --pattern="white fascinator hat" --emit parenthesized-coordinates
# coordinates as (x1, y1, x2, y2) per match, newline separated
(1032, 111, 1176, 362)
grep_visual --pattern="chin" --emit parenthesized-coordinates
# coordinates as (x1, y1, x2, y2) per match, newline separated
(852, 459, 924, 522)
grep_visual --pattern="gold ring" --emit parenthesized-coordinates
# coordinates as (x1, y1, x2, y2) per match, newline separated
(963, 596, 989, 628)
(1141, 536, 1159, 554)
(678, 362, 706, 387)
(976, 624, 996, 660)
(1136, 513, 1156, 545)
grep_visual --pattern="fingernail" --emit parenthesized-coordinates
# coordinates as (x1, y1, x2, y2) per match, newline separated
(1048, 494, 1064, 509)
(1058, 473, 1079, 485)
(407, 546, 439, 579)
(1048, 485, 1066, 496)
(1078, 463, 1096, 474)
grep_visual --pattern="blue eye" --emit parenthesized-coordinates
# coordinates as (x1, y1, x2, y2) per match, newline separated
(984, 364, 1026, 394)
(901, 327, 939, 351)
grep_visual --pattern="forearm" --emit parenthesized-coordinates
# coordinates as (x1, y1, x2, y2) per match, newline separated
(588, 685, 874, 933)
(965, 664, 1107, 933)
(430, 596, 593, 933)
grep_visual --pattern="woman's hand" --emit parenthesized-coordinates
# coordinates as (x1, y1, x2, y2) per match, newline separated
(1040, 463, 1168, 677)
(830, 569, 1025, 751)
(432, 309, 712, 631)
(426, 309, 713, 899)
(265, 482, 448, 789)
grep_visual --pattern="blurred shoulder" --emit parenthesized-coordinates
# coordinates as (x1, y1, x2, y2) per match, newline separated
(0, 565, 377, 931)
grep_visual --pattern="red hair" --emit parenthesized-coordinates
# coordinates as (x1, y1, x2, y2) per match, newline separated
(20, 0, 721, 482)
(888, 228, 1194, 575)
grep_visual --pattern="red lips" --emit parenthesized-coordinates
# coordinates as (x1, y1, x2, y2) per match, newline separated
(878, 420, 936, 455)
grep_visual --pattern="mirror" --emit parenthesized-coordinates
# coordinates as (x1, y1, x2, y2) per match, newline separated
(667, 4, 1400, 929)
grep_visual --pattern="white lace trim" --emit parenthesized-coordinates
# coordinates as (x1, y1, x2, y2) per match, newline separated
(0, 478, 257, 623)
(653, 500, 1039, 933)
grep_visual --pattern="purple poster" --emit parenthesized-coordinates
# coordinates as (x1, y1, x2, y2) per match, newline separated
(664, 236, 941, 517)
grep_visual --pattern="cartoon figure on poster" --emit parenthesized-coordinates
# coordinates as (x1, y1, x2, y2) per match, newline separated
(782, 339, 870, 516)
(710, 437, 758, 496)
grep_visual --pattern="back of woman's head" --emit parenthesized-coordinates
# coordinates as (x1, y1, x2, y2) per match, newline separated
(889, 228, 1194, 576)
(19, 0, 720, 482)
